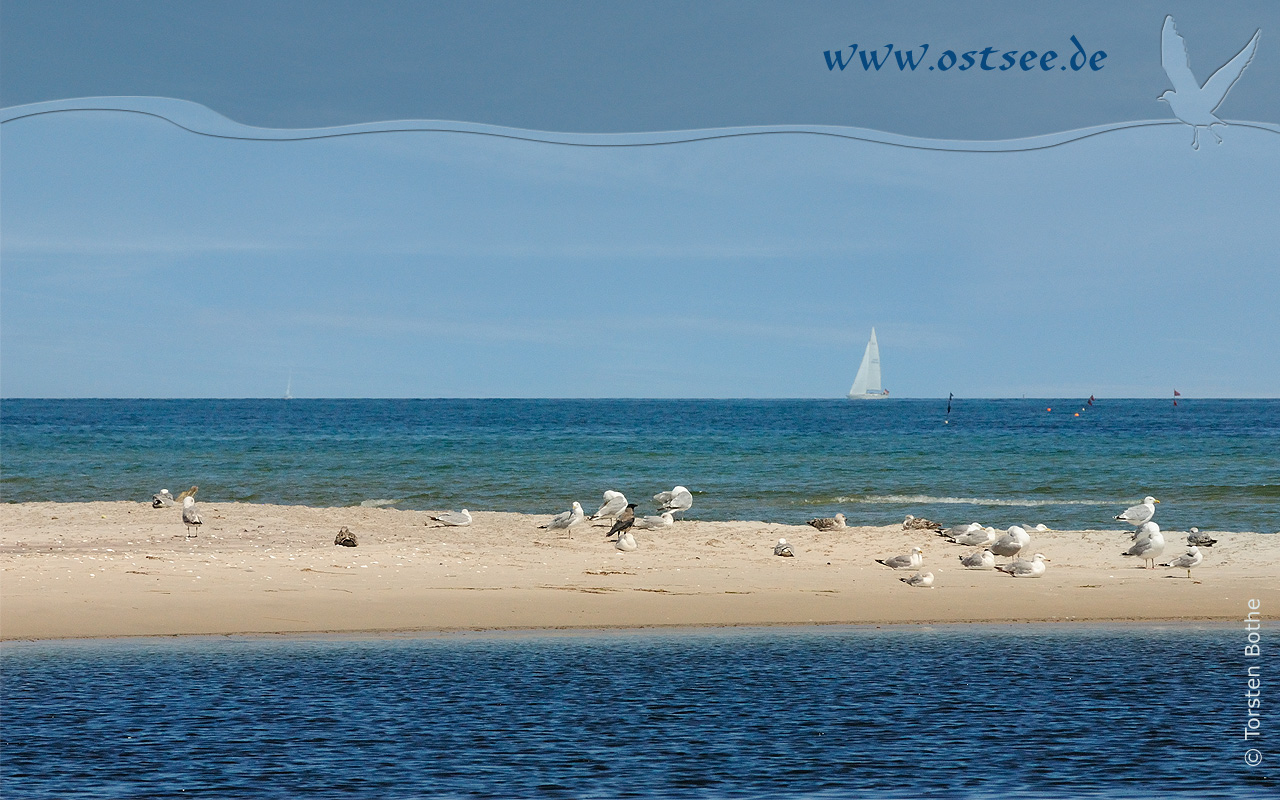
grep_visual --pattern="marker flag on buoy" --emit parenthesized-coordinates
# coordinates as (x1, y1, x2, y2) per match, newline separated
(1087, 395, 1095, 407)
(946, 393, 953, 415)
(1174, 389, 1180, 407)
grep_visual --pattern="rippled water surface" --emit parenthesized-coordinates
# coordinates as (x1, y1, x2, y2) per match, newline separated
(2, 399, 1276, 530)
(1, 625, 1270, 799)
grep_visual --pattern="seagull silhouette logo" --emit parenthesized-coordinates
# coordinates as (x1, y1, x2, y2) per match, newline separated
(1159, 15, 1261, 149)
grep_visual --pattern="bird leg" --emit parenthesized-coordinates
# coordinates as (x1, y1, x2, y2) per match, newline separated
(1191, 127, 1201, 150)
(1210, 122, 1225, 145)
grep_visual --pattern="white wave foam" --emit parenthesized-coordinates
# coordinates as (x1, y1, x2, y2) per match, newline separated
(833, 495, 1106, 507)
(358, 498, 400, 508)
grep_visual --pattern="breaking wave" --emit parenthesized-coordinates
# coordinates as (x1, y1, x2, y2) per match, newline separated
(834, 495, 1108, 507)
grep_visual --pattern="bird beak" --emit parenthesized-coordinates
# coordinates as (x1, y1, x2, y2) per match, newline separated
(1154, 500, 1161, 504)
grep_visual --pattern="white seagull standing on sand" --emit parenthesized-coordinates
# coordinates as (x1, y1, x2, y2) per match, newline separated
(876, 547, 924, 571)
(1123, 524, 1166, 569)
(1159, 15, 1261, 150)
(996, 553, 1049, 578)
(633, 511, 675, 530)
(429, 509, 472, 527)
(1161, 546, 1204, 579)
(900, 571, 934, 588)
(654, 486, 693, 518)
(540, 502, 585, 538)
(591, 491, 628, 522)
(990, 526, 1031, 561)
(181, 496, 202, 538)
(959, 549, 997, 570)
(774, 538, 795, 557)
(1115, 496, 1160, 527)
(152, 489, 174, 508)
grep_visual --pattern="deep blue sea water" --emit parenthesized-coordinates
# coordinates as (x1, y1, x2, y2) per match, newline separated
(1, 398, 1277, 531)
(1, 625, 1272, 799)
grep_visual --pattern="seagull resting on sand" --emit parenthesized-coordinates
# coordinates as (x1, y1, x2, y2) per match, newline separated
(615, 531, 637, 552)
(1115, 496, 1159, 527)
(591, 491, 628, 522)
(901, 571, 934, 588)
(429, 509, 472, 527)
(1161, 546, 1204, 579)
(633, 511, 675, 530)
(877, 547, 924, 570)
(996, 553, 1049, 578)
(1159, 15, 1261, 149)
(540, 502, 585, 538)
(959, 549, 997, 570)
(152, 489, 174, 508)
(181, 496, 202, 538)
(774, 538, 795, 557)
(949, 526, 997, 547)
(1187, 528, 1218, 547)
(903, 514, 943, 532)
(807, 513, 846, 531)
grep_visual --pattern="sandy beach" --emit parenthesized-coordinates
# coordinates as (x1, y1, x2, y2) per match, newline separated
(2, 501, 1276, 640)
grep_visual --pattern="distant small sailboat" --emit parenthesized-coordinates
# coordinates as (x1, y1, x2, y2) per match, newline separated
(847, 328, 889, 400)
(284, 372, 294, 400)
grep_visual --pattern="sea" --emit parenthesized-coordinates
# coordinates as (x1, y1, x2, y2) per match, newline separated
(1, 398, 1277, 531)
(0, 625, 1272, 798)
(2, 399, 1276, 798)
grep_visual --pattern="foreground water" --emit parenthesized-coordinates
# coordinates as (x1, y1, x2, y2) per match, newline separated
(1, 399, 1276, 531)
(0, 625, 1270, 799)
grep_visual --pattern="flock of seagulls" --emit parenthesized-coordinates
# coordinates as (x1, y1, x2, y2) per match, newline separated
(148, 482, 1215, 583)
(872, 495, 1212, 588)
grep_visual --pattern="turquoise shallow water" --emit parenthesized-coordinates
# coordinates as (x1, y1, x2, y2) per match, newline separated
(1, 398, 1277, 531)
(1, 625, 1272, 799)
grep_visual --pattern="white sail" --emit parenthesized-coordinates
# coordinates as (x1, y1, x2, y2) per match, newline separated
(847, 328, 886, 399)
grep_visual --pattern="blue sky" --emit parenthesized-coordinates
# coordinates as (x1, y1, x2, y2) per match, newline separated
(2, 109, 1276, 398)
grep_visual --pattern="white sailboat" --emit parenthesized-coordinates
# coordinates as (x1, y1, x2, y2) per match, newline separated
(283, 372, 294, 400)
(847, 328, 889, 399)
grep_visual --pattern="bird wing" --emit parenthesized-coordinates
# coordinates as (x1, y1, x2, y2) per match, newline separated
(1203, 29, 1260, 112)
(653, 490, 674, 504)
(1161, 16, 1200, 92)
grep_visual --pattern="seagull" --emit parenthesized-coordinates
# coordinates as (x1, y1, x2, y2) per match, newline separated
(900, 571, 934, 588)
(903, 514, 942, 532)
(634, 511, 675, 530)
(940, 522, 981, 539)
(151, 489, 174, 508)
(996, 553, 1049, 578)
(807, 513, 846, 531)
(654, 486, 693, 518)
(949, 525, 997, 547)
(605, 503, 639, 540)
(539, 501, 585, 538)
(429, 509, 472, 527)
(1159, 15, 1261, 149)
(774, 538, 795, 557)
(181, 496, 202, 538)
(176, 486, 199, 502)
(615, 531, 637, 552)
(1161, 546, 1204, 579)
(1123, 526, 1166, 569)
(959, 549, 997, 570)
(877, 547, 924, 570)
(990, 526, 1031, 561)
(1131, 521, 1161, 543)
(1115, 496, 1159, 527)
(591, 491, 628, 522)
(1031, 523, 1053, 533)
(1187, 528, 1218, 547)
